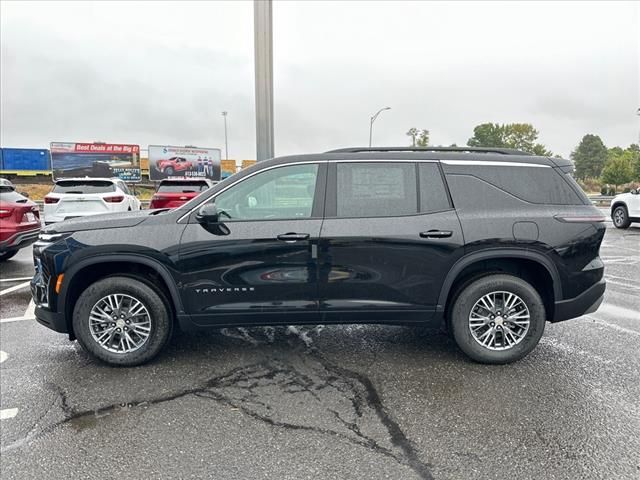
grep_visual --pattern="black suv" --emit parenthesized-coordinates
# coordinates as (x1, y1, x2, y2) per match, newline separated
(31, 147, 606, 366)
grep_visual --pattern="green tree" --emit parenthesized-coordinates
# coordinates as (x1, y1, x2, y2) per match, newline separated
(600, 153, 634, 193)
(571, 134, 608, 180)
(467, 122, 553, 155)
(406, 127, 418, 147)
(467, 123, 506, 148)
(627, 144, 640, 180)
(416, 129, 429, 147)
(407, 128, 429, 147)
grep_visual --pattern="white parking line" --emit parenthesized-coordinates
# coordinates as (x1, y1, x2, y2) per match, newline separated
(0, 281, 31, 297)
(597, 303, 640, 321)
(0, 409, 18, 420)
(0, 316, 35, 324)
(0, 352, 19, 421)
(23, 300, 35, 318)
(0, 277, 32, 283)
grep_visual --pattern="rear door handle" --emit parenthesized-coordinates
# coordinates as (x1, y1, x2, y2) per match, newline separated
(420, 229, 453, 239)
(277, 232, 310, 242)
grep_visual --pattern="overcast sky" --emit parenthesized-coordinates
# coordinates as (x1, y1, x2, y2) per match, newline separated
(1, 1, 638, 159)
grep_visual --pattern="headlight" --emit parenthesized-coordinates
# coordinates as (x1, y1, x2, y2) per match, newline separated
(38, 232, 68, 242)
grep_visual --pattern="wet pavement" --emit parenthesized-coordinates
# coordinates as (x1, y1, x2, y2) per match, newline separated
(1, 223, 639, 479)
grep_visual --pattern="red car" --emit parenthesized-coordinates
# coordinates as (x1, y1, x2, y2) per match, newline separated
(155, 157, 193, 176)
(148, 179, 214, 209)
(0, 179, 41, 262)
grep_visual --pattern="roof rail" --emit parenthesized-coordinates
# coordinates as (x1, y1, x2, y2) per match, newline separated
(325, 146, 531, 156)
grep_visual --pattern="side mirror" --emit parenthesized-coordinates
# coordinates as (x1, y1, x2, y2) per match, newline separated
(19, 191, 30, 198)
(196, 203, 220, 224)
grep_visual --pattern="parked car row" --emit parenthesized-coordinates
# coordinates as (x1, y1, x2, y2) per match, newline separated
(0, 177, 216, 261)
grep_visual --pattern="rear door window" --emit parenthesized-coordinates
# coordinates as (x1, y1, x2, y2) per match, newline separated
(419, 163, 451, 213)
(158, 181, 210, 193)
(336, 162, 417, 217)
(52, 181, 116, 194)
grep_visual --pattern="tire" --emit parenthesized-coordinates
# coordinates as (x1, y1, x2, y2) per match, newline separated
(450, 274, 546, 364)
(0, 250, 18, 262)
(165, 166, 174, 176)
(612, 205, 631, 229)
(72, 276, 173, 366)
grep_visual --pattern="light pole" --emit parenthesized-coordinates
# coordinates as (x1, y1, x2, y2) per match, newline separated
(222, 111, 228, 160)
(369, 107, 391, 147)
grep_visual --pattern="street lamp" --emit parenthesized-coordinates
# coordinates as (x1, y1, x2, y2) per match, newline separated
(222, 111, 229, 160)
(369, 107, 391, 147)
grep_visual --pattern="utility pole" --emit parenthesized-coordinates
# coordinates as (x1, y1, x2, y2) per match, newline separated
(222, 111, 229, 160)
(254, 0, 274, 161)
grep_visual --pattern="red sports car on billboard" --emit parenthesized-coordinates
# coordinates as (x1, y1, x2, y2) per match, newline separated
(155, 157, 193, 176)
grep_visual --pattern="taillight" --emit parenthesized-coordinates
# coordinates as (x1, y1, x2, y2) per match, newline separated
(0, 208, 13, 218)
(44, 196, 59, 204)
(554, 214, 606, 223)
(104, 195, 124, 203)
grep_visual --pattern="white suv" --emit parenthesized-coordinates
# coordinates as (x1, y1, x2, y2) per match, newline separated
(44, 178, 141, 224)
(611, 188, 640, 229)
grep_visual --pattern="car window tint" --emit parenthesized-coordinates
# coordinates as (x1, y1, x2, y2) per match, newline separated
(52, 181, 116, 194)
(419, 163, 451, 212)
(337, 162, 417, 217)
(214, 163, 318, 220)
(443, 164, 583, 205)
(158, 181, 210, 193)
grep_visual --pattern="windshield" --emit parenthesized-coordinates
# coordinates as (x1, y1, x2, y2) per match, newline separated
(52, 180, 116, 194)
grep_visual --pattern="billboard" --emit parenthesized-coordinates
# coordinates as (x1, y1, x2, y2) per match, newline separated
(50, 142, 141, 181)
(148, 145, 221, 181)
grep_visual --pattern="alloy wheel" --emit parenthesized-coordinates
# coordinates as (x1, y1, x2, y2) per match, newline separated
(88, 294, 152, 354)
(468, 291, 530, 351)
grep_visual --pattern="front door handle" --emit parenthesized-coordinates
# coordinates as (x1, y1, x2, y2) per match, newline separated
(277, 232, 310, 242)
(420, 229, 453, 239)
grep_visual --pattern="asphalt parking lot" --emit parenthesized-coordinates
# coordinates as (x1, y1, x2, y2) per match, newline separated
(1, 222, 639, 480)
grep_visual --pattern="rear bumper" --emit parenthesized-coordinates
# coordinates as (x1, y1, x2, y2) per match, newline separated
(552, 278, 606, 322)
(0, 226, 40, 253)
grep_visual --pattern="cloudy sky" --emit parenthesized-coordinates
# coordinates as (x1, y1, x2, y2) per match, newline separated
(1, 1, 638, 160)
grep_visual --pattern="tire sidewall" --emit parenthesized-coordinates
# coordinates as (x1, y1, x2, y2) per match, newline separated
(73, 276, 172, 366)
(451, 274, 546, 364)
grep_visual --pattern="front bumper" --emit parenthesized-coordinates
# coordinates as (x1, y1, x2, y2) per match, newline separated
(0, 226, 40, 253)
(552, 278, 606, 322)
(34, 305, 68, 334)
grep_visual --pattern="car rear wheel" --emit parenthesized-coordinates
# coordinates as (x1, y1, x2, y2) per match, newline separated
(164, 166, 175, 176)
(0, 250, 18, 262)
(450, 274, 546, 364)
(612, 205, 631, 229)
(73, 276, 172, 366)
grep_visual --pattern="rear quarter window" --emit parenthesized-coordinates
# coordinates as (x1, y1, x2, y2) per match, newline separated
(52, 181, 116, 194)
(443, 165, 584, 205)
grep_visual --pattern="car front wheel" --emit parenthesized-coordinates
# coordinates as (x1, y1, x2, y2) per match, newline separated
(612, 205, 631, 229)
(450, 274, 546, 364)
(73, 276, 173, 366)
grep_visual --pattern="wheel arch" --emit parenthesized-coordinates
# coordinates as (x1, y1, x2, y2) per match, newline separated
(438, 250, 562, 321)
(59, 254, 184, 336)
(610, 201, 627, 216)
